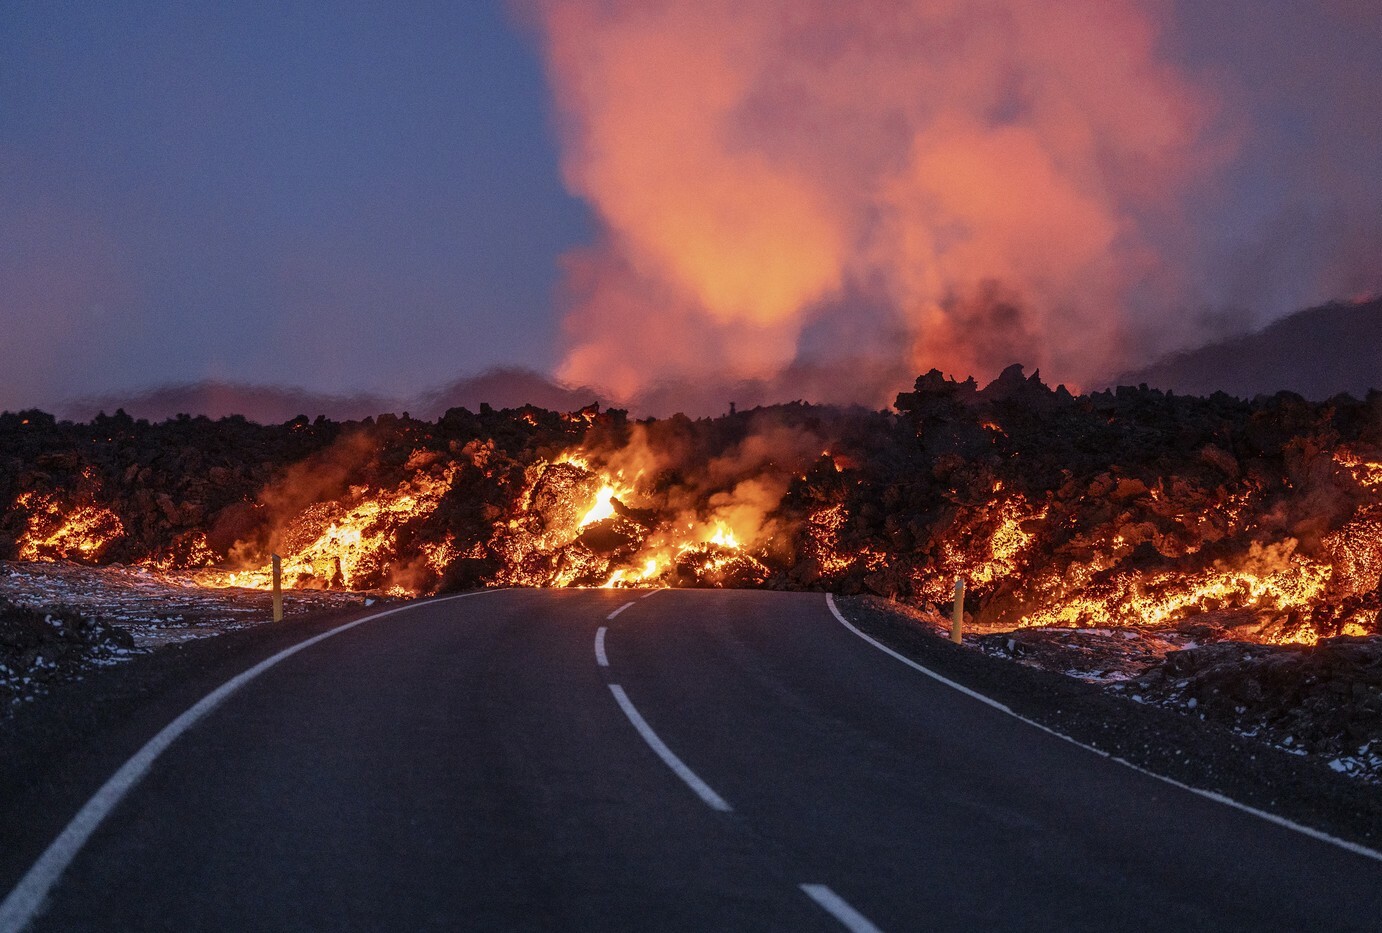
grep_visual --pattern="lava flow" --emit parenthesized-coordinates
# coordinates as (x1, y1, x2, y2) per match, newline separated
(3, 368, 1381, 647)
(482, 449, 772, 589)
(193, 466, 460, 596)
(13, 490, 125, 563)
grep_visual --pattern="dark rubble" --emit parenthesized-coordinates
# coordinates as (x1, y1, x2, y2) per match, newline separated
(0, 597, 133, 713)
(974, 616, 1382, 782)
(2, 370, 1381, 637)
(1120, 635, 1382, 781)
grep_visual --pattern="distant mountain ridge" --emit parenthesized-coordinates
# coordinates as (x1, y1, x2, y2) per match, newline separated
(56, 368, 607, 424)
(1115, 297, 1382, 400)
(48, 357, 914, 424)
(43, 298, 1382, 423)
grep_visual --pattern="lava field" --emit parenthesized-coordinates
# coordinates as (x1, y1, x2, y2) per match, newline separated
(3, 365, 1381, 648)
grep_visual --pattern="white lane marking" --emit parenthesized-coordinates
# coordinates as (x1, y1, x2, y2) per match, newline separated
(607, 684, 732, 812)
(824, 593, 1382, 865)
(800, 884, 884, 933)
(825, 594, 1016, 716)
(607, 601, 635, 620)
(594, 626, 609, 667)
(0, 589, 506, 933)
(639, 588, 664, 600)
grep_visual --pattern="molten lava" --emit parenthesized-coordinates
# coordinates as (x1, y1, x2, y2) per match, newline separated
(483, 453, 774, 590)
(4, 374, 1380, 648)
(195, 467, 458, 596)
(13, 491, 124, 563)
(580, 486, 619, 526)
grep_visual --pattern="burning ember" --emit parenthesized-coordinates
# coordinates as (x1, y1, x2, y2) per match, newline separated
(2, 367, 1380, 647)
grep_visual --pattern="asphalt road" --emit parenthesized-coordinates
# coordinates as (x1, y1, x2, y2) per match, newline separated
(4, 588, 1381, 931)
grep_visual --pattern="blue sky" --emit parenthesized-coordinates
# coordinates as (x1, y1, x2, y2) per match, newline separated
(1, 0, 591, 408)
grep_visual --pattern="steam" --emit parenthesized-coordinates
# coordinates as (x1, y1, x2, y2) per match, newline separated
(579, 411, 831, 551)
(527, 0, 1218, 400)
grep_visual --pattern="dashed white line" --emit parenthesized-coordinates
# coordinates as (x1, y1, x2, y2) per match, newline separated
(800, 884, 884, 933)
(594, 626, 609, 667)
(0, 589, 507, 933)
(824, 592, 1382, 865)
(639, 588, 664, 600)
(607, 684, 732, 812)
(607, 601, 635, 620)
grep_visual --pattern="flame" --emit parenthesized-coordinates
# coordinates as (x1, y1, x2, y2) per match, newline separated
(707, 524, 740, 549)
(143, 532, 217, 573)
(883, 480, 1373, 645)
(12, 415, 1373, 650)
(195, 465, 457, 596)
(1335, 448, 1382, 489)
(805, 504, 853, 576)
(916, 495, 1046, 602)
(484, 451, 776, 590)
(1020, 544, 1333, 634)
(580, 486, 619, 527)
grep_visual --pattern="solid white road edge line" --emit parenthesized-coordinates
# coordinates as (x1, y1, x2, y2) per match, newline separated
(606, 601, 635, 620)
(799, 884, 885, 933)
(607, 684, 732, 812)
(594, 626, 609, 667)
(0, 588, 506, 933)
(824, 593, 1382, 865)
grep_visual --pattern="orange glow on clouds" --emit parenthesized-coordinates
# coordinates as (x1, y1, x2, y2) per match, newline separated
(529, 0, 1219, 400)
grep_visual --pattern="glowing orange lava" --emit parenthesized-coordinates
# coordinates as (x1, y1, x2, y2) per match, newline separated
(195, 466, 457, 596)
(14, 491, 124, 562)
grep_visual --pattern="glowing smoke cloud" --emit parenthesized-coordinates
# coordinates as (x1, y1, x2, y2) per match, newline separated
(526, 0, 1219, 401)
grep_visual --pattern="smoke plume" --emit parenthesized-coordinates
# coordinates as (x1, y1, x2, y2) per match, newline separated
(525, 0, 1220, 401)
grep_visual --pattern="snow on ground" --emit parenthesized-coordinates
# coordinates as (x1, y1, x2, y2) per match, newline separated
(849, 597, 1382, 786)
(974, 617, 1382, 785)
(975, 625, 1197, 683)
(0, 560, 372, 647)
(0, 560, 381, 713)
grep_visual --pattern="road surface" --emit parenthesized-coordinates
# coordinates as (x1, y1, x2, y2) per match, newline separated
(3, 589, 1380, 931)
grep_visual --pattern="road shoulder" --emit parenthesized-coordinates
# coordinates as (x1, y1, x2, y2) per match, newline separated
(833, 594, 1382, 852)
(0, 601, 395, 894)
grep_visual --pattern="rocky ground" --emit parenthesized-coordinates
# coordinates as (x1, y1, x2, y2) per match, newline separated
(0, 600, 134, 712)
(0, 560, 385, 715)
(958, 611, 1382, 784)
(1116, 637, 1382, 782)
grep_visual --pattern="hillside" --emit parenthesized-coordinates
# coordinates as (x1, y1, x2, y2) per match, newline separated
(1116, 298, 1382, 400)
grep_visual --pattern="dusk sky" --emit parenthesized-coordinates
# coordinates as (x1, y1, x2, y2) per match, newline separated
(3, 1, 1380, 415)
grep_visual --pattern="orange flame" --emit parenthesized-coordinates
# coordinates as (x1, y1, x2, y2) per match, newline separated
(195, 466, 457, 596)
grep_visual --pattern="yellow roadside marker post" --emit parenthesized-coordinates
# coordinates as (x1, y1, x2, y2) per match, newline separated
(272, 553, 284, 622)
(951, 577, 964, 644)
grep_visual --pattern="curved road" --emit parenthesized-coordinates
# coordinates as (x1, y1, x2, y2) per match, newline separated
(3, 589, 1380, 931)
